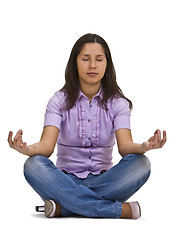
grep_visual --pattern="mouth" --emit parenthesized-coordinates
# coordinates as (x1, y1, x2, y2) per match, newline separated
(86, 72, 98, 77)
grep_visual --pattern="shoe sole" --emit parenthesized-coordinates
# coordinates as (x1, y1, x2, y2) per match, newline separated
(45, 200, 56, 218)
(129, 201, 141, 219)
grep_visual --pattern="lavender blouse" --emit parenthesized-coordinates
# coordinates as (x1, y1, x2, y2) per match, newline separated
(44, 89, 131, 178)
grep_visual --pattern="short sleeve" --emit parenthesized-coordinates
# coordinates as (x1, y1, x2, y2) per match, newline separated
(44, 91, 65, 130)
(113, 98, 131, 132)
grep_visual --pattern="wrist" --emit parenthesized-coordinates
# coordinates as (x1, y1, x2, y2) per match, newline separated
(140, 143, 148, 154)
(24, 145, 39, 156)
(31, 145, 39, 155)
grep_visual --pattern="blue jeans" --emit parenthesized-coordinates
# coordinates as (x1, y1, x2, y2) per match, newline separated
(24, 154, 151, 218)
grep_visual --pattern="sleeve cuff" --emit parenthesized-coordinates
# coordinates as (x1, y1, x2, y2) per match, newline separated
(113, 114, 131, 132)
(44, 113, 62, 130)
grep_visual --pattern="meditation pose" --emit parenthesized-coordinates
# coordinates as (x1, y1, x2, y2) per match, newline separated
(8, 33, 166, 219)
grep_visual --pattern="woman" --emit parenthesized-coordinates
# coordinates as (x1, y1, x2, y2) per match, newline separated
(8, 33, 166, 219)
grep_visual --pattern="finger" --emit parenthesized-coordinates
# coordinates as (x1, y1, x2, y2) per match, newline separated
(153, 129, 161, 144)
(153, 133, 159, 147)
(21, 142, 27, 151)
(13, 130, 20, 142)
(8, 131, 14, 147)
(146, 142, 154, 150)
(160, 130, 167, 148)
(154, 129, 160, 135)
(157, 129, 161, 143)
(13, 129, 22, 142)
(154, 129, 158, 134)
(149, 142, 154, 149)
(19, 142, 29, 155)
(16, 135, 24, 148)
(142, 141, 153, 151)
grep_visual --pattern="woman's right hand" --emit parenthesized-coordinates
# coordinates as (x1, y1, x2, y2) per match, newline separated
(8, 130, 29, 155)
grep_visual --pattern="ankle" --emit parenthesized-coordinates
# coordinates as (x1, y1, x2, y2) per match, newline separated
(121, 203, 133, 219)
(120, 202, 141, 219)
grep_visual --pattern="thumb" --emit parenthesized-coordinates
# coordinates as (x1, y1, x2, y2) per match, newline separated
(142, 141, 153, 150)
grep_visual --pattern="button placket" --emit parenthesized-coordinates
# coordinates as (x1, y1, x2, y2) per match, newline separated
(90, 99, 100, 146)
(88, 149, 92, 171)
(87, 102, 92, 144)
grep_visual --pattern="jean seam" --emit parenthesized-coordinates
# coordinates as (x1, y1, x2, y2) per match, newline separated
(116, 201, 122, 218)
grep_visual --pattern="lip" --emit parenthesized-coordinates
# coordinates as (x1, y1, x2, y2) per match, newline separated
(86, 72, 98, 76)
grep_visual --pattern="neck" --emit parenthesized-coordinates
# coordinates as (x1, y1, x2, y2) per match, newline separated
(80, 83, 101, 102)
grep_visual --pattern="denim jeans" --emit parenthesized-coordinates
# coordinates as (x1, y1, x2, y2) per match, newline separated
(24, 154, 151, 218)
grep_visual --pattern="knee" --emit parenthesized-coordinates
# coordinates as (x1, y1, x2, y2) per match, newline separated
(124, 154, 151, 176)
(24, 155, 43, 179)
(134, 154, 151, 176)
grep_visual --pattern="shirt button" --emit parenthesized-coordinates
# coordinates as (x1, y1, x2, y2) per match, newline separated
(88, 119, 91, 122)
(89, 104, 92, 108)
(88, 137, 91, 140)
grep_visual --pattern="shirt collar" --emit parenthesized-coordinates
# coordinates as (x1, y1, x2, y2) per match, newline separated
(77, 86, 103, 102)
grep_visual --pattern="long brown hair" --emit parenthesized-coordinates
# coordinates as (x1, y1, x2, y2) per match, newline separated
(61, 33, 132, 110)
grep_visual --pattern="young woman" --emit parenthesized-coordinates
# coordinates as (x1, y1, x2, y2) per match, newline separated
(8, 33, 166, 219)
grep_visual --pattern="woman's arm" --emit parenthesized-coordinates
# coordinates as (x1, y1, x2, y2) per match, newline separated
(115, 129, 167, 157)
(8, 126, 59, 158)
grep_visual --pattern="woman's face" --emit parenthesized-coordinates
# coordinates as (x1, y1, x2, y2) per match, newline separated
(77, 43, 107, 88)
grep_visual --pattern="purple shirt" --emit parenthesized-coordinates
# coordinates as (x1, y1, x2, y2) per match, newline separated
(44, 89, 131, 178)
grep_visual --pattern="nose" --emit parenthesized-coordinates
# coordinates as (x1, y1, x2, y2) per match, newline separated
(89, 60, 96, 69)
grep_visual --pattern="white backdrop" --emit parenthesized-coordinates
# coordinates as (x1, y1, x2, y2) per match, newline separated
(1, 0, 179, 239)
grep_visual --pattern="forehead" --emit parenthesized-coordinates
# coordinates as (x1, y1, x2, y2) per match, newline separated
(79, 43, 105, 56)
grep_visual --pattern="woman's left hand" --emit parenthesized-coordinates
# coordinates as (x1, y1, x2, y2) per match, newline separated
(142, 129, 167, 152)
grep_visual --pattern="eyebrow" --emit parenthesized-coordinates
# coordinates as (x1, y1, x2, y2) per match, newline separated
(81, 54, 105, 57)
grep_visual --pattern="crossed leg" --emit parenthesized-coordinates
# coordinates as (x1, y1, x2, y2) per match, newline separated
(24, 154, 151, 218)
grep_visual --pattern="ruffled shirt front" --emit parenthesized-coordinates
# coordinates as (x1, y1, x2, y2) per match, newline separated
(44, 89, 131, 178)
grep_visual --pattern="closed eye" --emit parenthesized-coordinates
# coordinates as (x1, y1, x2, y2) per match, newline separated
(82, 59, 103, 62)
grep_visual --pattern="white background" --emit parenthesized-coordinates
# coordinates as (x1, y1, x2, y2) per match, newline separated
(0, 0, 179, 239)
